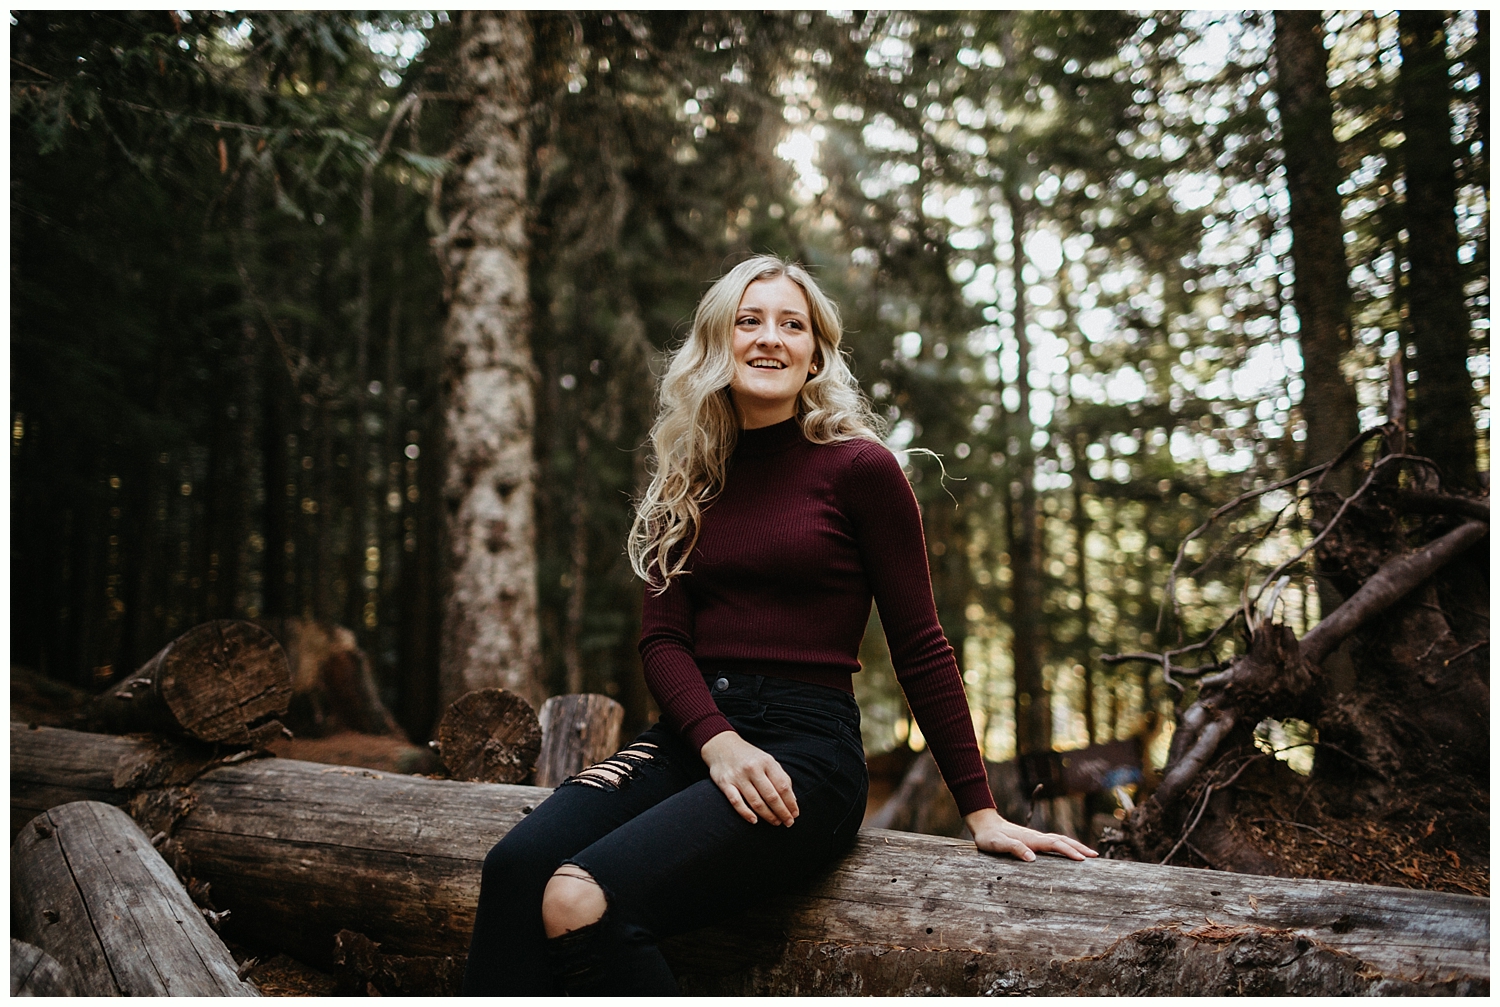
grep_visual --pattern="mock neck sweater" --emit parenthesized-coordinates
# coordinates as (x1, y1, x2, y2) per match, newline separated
(638, 417, 996, 817)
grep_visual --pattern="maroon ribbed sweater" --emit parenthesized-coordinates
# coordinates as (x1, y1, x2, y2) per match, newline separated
(638, 418, 996, 817)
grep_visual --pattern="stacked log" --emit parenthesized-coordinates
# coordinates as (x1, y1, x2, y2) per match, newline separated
(11, 724, 1488, 996)
(12, 800, 257, 996)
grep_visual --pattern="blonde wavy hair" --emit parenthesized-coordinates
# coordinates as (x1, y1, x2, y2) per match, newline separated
(629, 255, 886, 589)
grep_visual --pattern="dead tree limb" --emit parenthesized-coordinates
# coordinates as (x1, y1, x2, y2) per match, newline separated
(1392, 490, 1489, 522)
(9, 724, 1487, 995)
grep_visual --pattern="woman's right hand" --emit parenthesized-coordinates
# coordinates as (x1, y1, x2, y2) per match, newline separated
(700, 731, 799, 826)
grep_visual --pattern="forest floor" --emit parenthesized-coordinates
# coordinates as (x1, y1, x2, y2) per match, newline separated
(1224, 772, 1490, 897)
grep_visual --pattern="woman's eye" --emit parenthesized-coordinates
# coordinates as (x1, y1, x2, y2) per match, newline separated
(738, 316, 758, 326)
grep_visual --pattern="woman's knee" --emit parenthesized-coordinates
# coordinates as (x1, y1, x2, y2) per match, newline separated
(541, 866, 608, 938)
(482, 828, 558, 893)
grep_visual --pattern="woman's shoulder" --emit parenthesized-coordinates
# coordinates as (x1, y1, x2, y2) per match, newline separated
(812, 436, 907, 486)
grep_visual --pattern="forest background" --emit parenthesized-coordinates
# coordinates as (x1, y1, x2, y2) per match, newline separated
(10, 11, 1488, 797)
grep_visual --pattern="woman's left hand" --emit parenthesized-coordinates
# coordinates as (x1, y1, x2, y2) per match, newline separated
(962, 808, 1098, 862)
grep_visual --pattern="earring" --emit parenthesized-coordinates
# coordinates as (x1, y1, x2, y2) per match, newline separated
(809, 363, 820, 375)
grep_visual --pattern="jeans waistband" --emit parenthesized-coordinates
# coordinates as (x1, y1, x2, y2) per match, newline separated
(701, 670, 861, 724)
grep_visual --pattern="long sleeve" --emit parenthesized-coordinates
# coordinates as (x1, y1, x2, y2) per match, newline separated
(842, 444, 996, 816)
(638, 571, 734, 751)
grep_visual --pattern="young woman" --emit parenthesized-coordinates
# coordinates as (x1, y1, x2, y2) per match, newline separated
(462, 255, 1095, 995)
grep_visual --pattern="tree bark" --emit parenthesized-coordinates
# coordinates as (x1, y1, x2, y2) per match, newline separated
(438, 11, 543, 710)
(534, 693, 624, 787)
(1399, 11, 1480, 490)
(1005, 191, 1050, 755)
(9, 725, 1488, 996)
(85, 620, 291, 745)
(1273, 12, 1361, 496)
(12, 801, 257, 996)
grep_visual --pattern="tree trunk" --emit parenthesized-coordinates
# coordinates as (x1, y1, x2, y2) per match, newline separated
(1072, 460, 1096, 744)
(1005, 191, 1049, 755)
(10, 725, 1488, 996)
(534, 693, 625, 787)
(1273, 11, 1361, 498)
(1399, 10, 1480, 490)
(12, 801, 257, 996)
(438, 10, 543, 710)
(563, 422, 590, 694)
(85, 620, 291, 745)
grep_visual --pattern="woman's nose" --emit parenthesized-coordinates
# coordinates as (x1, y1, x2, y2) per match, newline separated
(755, 329, 782, 347)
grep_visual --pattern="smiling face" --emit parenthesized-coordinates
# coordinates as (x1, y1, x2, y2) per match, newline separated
(728, 275, 819, 429)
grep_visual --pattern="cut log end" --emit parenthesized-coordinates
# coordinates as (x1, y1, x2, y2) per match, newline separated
(157, 621, 292, 744)
(435, 688, 541, 783)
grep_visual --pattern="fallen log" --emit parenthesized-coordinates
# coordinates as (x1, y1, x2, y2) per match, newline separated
(12, 800, 258, 996)
(10, 939, 77, 997)
(86, 620, 292, 746)
(534, 693, 624, 787)
(10, 725, 1488, 995)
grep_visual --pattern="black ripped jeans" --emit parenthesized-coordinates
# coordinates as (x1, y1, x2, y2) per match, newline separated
(462, 672, 869, 995)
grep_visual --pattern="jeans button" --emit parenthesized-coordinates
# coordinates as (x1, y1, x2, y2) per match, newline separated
(714, 677, 729, 692)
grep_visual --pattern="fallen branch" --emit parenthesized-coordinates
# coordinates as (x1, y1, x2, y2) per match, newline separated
(1393, 490, 1489, 522)
(1298, 520, 1487, 666)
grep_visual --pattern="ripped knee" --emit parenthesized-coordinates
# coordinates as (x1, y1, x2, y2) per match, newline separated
(542, 865, 608, 938)
(561, 741, 659, 792)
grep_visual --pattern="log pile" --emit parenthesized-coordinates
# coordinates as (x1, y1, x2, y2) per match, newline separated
(12, 723, 1488, 996)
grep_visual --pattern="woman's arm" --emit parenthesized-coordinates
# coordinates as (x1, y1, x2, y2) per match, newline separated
(842, 444, 995, 816)
(638, 574, 734, 750)
(845, 445, 1095, 861)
